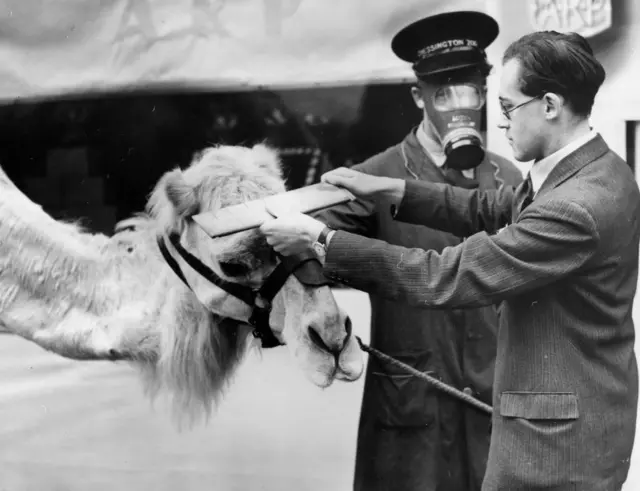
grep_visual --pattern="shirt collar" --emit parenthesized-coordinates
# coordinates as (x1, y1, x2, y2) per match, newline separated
(529, 129, 598, 194)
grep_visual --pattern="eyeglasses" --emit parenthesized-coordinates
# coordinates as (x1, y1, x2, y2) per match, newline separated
(500, 96, 542, 120)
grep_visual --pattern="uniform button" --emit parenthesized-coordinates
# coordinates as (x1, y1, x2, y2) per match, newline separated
(467, 330, 483, 340)
(463, 386, 474, 396)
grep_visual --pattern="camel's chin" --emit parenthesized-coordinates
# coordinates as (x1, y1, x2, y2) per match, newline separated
(305, 368, 336, 389)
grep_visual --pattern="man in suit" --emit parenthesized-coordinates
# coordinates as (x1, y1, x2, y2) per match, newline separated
(261, 31, 640, 490)
(311, 11, 522, 491)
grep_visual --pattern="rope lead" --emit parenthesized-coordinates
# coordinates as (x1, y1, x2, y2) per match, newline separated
(356, 336, 493, 415)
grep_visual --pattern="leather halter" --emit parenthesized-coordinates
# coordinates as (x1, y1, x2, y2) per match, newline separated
(157, 232, 330, 348)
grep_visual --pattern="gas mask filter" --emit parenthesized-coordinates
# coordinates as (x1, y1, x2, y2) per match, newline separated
(423, 82, 486, 170)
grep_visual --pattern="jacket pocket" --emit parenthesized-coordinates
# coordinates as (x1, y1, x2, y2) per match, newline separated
(493, 392, 581, 485)
(372, 351, 437, 428)
(500, 391, 579, 420)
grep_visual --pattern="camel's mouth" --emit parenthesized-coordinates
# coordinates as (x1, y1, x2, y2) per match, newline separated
(298, 333, 364, 388)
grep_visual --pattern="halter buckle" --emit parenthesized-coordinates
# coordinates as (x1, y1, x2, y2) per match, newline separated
(248, 303, 281, 348)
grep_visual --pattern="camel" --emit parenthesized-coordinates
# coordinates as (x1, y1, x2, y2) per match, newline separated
(0, 144, 364, 425)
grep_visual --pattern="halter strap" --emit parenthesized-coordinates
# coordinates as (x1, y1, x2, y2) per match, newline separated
(156, 233, 283, 348)
(166, 233, 256, 305)
(157, 235, 189, 287)
(156, 233, 332, 350)
(256, 252, 331, 305)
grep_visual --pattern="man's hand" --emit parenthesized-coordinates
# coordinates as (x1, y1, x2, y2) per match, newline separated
(259, 212, 326, 256)
(321, 167, 406, 203)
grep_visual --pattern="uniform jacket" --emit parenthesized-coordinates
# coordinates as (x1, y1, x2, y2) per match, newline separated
(324, 134, 639, 491)
(315, 130, 522, 491)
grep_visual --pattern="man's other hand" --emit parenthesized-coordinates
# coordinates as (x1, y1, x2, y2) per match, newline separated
(321, 167, 405, 203)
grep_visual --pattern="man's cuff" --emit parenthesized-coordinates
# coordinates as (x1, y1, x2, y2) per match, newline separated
(323, 230, 358, 288)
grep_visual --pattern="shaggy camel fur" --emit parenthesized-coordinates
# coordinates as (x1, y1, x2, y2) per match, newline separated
(0, 144, 363, 425)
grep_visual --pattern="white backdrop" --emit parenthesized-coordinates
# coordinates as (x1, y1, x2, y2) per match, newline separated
(0, 0, 485, 101)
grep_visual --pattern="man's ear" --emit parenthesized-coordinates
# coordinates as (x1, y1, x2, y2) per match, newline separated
(410, 86, 425, 109)
(543, 93, 563, 120)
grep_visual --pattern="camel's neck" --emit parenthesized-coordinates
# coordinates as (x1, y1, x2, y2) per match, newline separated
(0, 187, 111, 313)
(0, 194, 183, 360)
(0, 189, 247, 362)
(0, 166, 18, 191)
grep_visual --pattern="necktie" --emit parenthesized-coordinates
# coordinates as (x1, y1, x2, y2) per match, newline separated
(520, 174, 534, 213)
(441, 166, 479, 189)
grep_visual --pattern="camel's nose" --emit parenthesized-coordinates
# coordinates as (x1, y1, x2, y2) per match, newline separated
(343, 316, 353, 339)
(308, 316, 352, 355)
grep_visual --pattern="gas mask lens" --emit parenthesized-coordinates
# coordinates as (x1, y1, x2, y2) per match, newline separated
(433, 84, 485, 112)
(424, 82, 486, 171)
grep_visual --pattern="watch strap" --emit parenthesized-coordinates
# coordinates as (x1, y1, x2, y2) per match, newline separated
(317, 226, 333, 246)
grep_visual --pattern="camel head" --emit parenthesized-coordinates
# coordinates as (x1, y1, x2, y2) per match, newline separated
(147, 144, 363, 388)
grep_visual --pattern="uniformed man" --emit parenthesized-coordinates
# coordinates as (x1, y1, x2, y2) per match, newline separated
(313, 11, 523, 491)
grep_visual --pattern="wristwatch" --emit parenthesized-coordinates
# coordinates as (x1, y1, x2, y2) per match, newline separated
(312, 226, 334, 258)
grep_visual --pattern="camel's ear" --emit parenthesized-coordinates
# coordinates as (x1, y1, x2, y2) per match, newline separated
(163, 169, 200, 219)
(147, 168, 200, 233)
(251, 144, 283, 179)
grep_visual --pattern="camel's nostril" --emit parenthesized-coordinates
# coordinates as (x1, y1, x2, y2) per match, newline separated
(344, 316, 353, 338)
(308, 325, 332, 353)
(340, 316, 353, 352)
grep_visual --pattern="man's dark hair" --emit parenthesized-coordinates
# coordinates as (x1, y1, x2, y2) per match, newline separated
(502, 31, 605, 117)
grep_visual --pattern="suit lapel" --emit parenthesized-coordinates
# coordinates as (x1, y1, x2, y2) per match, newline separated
(511, 179, 531, 222)
(401, 130, 449, 183)
(475, 156, 504, 191)
(511, 134, 608, 223)
(536, 134, 609, 198)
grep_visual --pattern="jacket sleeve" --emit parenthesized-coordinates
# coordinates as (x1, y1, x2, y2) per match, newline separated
(323, 199, 599, 309)
(393, 180, 516, 237)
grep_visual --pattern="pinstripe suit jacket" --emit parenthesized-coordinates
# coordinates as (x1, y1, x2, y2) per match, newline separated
(324, 135, 640, 490)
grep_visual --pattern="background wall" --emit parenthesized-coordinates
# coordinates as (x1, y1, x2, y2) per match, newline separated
(484, 0, 638, 168)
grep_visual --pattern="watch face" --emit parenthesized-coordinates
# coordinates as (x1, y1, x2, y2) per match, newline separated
(313, 242, 326, 257)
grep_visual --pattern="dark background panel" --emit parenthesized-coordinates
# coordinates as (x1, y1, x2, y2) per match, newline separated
(0, 84, 421, 233)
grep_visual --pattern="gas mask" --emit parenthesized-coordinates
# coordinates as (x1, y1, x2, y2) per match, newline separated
(423, 82, 486, 170)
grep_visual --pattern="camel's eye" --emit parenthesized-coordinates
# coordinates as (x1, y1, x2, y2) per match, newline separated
(219, 261, 250, 277)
